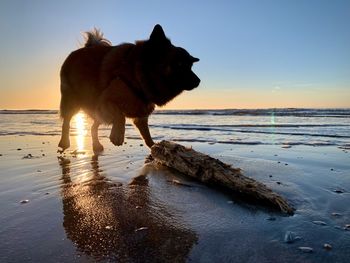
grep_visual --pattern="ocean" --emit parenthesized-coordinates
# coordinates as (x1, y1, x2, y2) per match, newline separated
(1, 108, 349, 149)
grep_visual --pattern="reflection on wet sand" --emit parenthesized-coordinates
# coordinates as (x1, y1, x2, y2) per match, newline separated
(59, 155, 197, 262)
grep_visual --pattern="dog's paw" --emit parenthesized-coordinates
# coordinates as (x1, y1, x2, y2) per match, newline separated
(109, 134, 124, 146)
(93, 142, 104, 153)
(145, 139, 155, 148)
(58, 138, 70, 152)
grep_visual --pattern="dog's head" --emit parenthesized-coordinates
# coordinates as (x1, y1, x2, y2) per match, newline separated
(140, 25, 200, 106)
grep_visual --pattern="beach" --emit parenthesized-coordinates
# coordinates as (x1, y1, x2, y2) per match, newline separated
(0, 109, 349, 262)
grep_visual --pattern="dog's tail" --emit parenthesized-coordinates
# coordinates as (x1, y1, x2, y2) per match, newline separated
(83, 28, 112, 47)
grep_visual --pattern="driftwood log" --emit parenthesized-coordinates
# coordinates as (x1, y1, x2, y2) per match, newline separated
(150, 140, 294, 215)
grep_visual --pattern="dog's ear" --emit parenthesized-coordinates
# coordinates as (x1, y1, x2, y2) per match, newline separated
(149, 24, 168, 43)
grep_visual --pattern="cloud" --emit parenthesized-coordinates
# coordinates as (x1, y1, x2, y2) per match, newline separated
(272, 86, 281, 93)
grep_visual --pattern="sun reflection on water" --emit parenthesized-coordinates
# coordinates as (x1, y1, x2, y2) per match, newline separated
(74, 112, 88, 151)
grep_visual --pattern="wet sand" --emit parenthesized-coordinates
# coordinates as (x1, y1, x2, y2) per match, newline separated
(0, 135, 349, 262)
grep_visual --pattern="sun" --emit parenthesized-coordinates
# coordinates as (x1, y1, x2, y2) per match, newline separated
(74, 112, 88, 151)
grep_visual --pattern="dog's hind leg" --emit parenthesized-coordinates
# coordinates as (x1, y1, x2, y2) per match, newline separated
(58, 114, 73, 152)
(58, 89, 79, 152)
(133, 117, 154, 148)
(91, 121, 104, 153)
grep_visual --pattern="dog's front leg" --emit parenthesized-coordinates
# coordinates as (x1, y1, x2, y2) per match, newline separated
(133, 117, 154, 148)
(109, 112, 126, 146)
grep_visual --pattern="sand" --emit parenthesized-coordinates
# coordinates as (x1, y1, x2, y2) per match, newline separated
(0, 135, 349, 262)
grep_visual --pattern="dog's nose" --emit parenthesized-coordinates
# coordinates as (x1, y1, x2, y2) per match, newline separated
(193, 76, 200, 87)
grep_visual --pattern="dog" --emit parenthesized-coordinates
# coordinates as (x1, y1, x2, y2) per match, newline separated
(58, 24, 200, 153)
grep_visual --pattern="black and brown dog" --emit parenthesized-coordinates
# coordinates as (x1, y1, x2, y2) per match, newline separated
(58, 24, 200, 152)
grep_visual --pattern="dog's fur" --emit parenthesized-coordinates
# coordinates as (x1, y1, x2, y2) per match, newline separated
(58, 25, 200, 152)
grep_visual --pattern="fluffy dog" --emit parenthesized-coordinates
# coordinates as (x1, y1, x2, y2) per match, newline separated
(58, 24, 200, 152)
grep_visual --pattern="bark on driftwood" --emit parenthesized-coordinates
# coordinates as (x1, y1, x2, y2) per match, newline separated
(150, 140, 294, 215)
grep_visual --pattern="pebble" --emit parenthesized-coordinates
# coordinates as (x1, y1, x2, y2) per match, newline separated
(17, 148, 22, 151)
(298, 247, 313, 253)
(135, 206, 142, 209)
(331, 212, 342, 217)
(23, 154, 39, 159)
(135, 227, 148, 232)
(20, 199, 29, 204)
(323, 243, 332, 250)
(105, 225, 113, 230)
(284, 231, 301, 243)
(312, 220, 327, 226)
(333, 189, 344, 194)
(169, 179, 192, 187)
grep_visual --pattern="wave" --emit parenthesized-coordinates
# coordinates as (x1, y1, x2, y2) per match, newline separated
(154, 108, 350, 117)
(0, 131, 61, 136)
(223, 129, 350, 139)
(0, 110, 58, 115)
(124, 136, 340, 147)
(152, 123, 349, 129)
(150, 124, 350, 139)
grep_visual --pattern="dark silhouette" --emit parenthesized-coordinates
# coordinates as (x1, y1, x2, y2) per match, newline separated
(58, 24, 200, 153)
(59, 156, 197, 262)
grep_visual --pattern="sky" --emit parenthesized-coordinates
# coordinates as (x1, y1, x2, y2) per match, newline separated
(0, 0, 349, 109)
